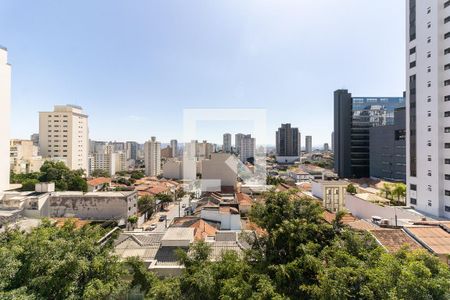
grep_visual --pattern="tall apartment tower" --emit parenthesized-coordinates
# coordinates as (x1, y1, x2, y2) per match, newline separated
(275, 123, 300, 157)
(240, 134, 255, 163)
(126, 141, 138, 161)
(39, 105, 89, 173)
(234, 133, 244, 154)
(0, 47, 11, 191)
(170, 139, 178, 157)
(223, 133, 232, 153)
(144, 137, 161, 177)
(305, 136, 312, 154)
(406, 0, 450, 218)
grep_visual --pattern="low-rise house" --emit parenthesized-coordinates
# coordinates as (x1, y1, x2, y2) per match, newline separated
(370, 229, 423, 253)
(200, 206, 241, 230)
(288, 169, 312, 182)
(87, 177, 111, 192)
(236, 193, 252, 215)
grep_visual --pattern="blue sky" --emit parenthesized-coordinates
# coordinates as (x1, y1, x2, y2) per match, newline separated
(0, 0, 405, 146)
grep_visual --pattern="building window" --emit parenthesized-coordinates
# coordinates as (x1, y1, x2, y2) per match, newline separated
(410, 61, 416, 68)
(446, 190, 450, 196)
(446, 16, 450, 23)
(427, 7, 431, 13)
(445, 48, 450, 55)
(428, 37, 431, 43)
(446, 32, 450, 39)
(427, 96, 431, 102)
(410, 198, 417, 205)
(428, 200, 432, 207)
(428, 155, 432, 161)
(427, 21, 431, 28)
(445, 95, 450, 102)
(428, 140, 432, 146)
(428, 185, 432, 191)
(446, 143, 450, 148)
(427, 66, 431, 72)
(445, 80, 450, 86)
(409, 47, 416, 54)
(428, 111, 431, 117)
(410, 184, 417, 191)
(445, 111, 450, 117)
(428, 81, 431, 87)
(446, 0, 450, 8)
(446, 206, 450, 212)
(428, 170, 432, 176)
(427, 126, 431, 132)
(446, 159, 450, 164)
(446, 174, 450, 180)
(445, 127, 450, 133)
(427, 51, 431, 58)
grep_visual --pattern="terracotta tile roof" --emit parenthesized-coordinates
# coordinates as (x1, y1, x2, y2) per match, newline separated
(370, 229, 423, 252)
(52, 218, 90, 229)
(236, 193, 252, 206)
(404, 226, 450, 255)
(87, 177, 111, 186)
(171, 217, 219, 241)
(148, 186, 169, 195)
(347, 219, 378, 231)
(244, 220, 267, 236)
(322, 211, 358, 224)
(219, 206, 239, 215)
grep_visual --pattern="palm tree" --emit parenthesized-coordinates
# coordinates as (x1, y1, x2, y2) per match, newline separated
(380, 183, 393, 200)
(392, 183, 406, 204)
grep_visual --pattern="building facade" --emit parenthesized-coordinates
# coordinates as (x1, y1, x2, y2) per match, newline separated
(234, 133, 244, 154)
(39, 105, 89, 173)
(276, 123, 300, 156)
(305, 135, 312, 154)
(0, 47, 11, 191)
(10, 139, 43, 174)
(170, 139, 178, 158)
(369, 107, 406, 182)
(334, 89, 404, 178)
(406, 0, 450, 218)
(126, 141, 138, 161)
(223, 133, 232, 153)
(239, 134, 255, 163)
(144, 137, 161, 177)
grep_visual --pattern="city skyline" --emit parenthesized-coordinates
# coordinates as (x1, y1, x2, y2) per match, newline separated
(1, 0, 405, 145)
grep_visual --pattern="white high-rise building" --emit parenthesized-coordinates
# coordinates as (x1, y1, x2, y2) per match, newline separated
(144, 137, 161, 177)
(170, 139, 178, 158)
(0, 47, 11, 191)
(39, 105, 89, 173)
(305, 136, 312, 154)
(223, 133, 232, 153)
(406, 0, 450, 218)
(240, 134, 255, 163)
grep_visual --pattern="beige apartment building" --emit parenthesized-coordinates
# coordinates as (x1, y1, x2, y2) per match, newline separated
(39, 105, 89, 173)
(10, 139, 43, 173)
(144, 137, 161, 177)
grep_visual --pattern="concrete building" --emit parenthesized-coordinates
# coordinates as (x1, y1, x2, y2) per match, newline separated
(144, 137, 161, 177)
(305, 135, 312, 154)
(197, 140, 213, 160)
(323, 143, 330, 152)
(170, 139, 178, 158)
(10, 139, 43, 174)
(202, 153, 238, 189)
(223, 133, 232, 153)
(239, 134, 255, 163)
(0, 47, 11, 192)
(331, 132, 334, 152)
(161, 146, 173, 159)
(234, 133, 244, 154)
(162, 159, 183, 179)
(275, 124, 300, 163)
(406, 0, 450, 218)
(334, 89, 404, 178)
(369, 107, 406, 182)
(125, 141, 138, 161)
(39, 105, 89, 173)
(312, 180, 348, 212)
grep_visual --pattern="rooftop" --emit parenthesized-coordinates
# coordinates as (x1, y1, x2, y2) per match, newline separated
(370, 229, 423, 252)
(404, 226, 450, 255)
(87, 177, 111, 186)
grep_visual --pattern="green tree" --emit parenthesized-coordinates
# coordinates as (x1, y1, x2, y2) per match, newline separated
(91, 169, 109, 178)
(130, 170, 145, 180)
(346, 183, 357, 194)
(392, 183, 407, 204)
(380, 183, 393, 200)
(39, 161, 87, 192)
(155, 193, 173, 204)
(137, 195, 156, 215)
(20, 179, 39, 191)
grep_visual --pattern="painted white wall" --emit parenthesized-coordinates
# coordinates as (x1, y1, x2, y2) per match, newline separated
(0, 48, 11, 192)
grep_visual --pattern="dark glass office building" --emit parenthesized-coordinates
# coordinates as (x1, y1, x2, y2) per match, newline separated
(334, 89, 405, 178)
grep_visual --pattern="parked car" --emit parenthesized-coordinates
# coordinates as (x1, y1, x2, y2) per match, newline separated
(158, 215, 167, 222)
(146, 224, 157, 231)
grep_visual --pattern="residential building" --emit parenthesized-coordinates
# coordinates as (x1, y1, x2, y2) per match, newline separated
(223, 133, 232, 153)
(405, 0, 450, 218)
(126, 141, 138, 161)
(197, 140, 213, 160)
(87, 177, 111, 192)
(0, 47, 11, 192)
(202, 153, 238, 189)
(275, 123, 300, 163)
(110, 141, 125, 152)
(163, 159, 183, 179)
(311, 180, 348, 212)
(334, 89, 404, 178)
(239, 134, 255, 163)
(10, 139, 43, 174)
(305, 135, 312, 154)
(369, 107, 406, 181)
(234, 133, 244, 154)
(161, 146, 173, 159)
(39, 105, 89, 173)
(144, 137, 161, 177)
(170, 139, 178, 158)
(323, 143, 329, 152)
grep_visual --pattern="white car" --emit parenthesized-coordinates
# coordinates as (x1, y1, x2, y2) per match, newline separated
(146, 224, 157, 231)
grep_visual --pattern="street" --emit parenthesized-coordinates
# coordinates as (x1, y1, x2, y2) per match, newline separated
(143, 195, 190, 232)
